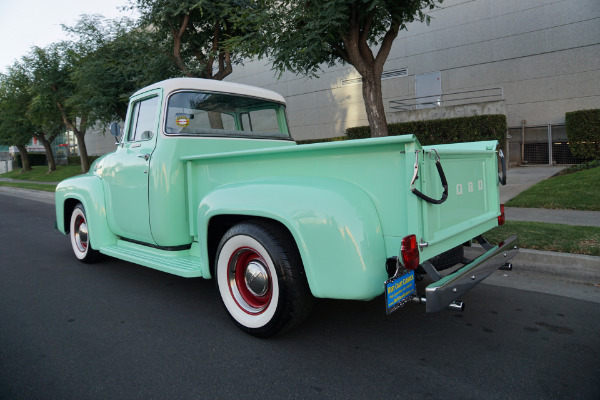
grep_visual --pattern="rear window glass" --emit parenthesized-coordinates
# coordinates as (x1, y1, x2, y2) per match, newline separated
(165, 91, 289, 139)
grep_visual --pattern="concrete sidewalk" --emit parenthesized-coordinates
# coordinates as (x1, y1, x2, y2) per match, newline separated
(506, 207, 600, 227)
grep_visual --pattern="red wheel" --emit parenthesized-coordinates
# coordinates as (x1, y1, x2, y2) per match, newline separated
(215, 221, 312, 337)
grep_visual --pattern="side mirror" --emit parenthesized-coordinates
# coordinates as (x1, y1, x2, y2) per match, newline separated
(110, 122, 122, 145)
(110, 122, 121, 137)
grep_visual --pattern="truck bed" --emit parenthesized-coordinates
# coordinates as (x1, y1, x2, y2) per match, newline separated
(182, 135, 501, 264)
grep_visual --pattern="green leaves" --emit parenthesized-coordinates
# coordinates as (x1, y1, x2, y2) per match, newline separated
(234, 0, 442, 136)
(133, 0, 252, 79)
(0, 64, 38, 147)
(64, 15, 177, 123)
(239, 0, 441, 75)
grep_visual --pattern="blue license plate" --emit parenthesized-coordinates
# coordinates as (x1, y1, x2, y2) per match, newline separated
(385, 271, 416, 314)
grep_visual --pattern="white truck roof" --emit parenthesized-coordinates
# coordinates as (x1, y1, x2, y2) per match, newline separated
(133, 77, 286, 104)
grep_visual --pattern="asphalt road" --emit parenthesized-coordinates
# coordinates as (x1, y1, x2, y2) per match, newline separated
(1, 195, 599, 400)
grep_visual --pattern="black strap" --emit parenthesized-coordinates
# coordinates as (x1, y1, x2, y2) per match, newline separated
(411, 159, 448, 205)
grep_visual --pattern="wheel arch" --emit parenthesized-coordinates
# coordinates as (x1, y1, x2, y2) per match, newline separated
(62, 198, 81, 233)
(207, 215, 295, 278)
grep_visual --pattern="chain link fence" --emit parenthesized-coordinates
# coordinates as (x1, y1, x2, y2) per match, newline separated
(506, 124, 586, 165)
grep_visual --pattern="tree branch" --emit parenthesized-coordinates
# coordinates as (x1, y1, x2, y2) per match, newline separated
(356, 10, 376, 68)
(56, 101, 76, 133)
(329, 42, 351, 64)
(213, 51, 232, 80)
(172, 13, 194, 77)
(374, 21, 400, 72)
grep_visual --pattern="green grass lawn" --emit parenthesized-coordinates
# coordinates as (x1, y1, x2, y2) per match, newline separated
(506, 166, 600, 211)
(485, 221, 600, 256)
(0, 165, 84, 182)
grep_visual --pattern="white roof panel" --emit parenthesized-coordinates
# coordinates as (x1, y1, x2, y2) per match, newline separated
(133, 78, 286, 104)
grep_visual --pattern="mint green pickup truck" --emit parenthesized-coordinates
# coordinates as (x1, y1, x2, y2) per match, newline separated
(55, 78, 517, 337)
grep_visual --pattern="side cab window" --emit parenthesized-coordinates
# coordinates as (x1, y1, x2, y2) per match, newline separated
(128, 95, 160, 142)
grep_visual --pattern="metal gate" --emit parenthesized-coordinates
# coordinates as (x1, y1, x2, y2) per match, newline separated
(0, 152, 13, 174)
(506, 124, 586, 165)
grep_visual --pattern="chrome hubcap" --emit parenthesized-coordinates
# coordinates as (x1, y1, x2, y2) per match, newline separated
(244, 261, 269, 297)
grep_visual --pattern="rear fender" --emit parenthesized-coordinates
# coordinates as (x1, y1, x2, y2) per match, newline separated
(198, 177, 388, 300)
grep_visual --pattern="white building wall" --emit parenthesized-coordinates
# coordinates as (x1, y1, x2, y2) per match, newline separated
(226, 0, 600, 140)
(84, 124, 119, 156)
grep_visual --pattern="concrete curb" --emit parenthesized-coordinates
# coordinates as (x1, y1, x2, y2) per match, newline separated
(511, 249, 600, 282)
(466, 247, 600, 282)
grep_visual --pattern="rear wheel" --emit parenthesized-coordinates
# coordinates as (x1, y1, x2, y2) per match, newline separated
(215, 221, 312, 337)
(69, 203, 102, 263)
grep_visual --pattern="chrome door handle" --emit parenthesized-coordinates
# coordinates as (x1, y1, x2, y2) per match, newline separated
(138, 153, 150, 161)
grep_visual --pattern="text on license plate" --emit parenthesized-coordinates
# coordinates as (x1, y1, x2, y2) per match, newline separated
(385, 270, 416, 314)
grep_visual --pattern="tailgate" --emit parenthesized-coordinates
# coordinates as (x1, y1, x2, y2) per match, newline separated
(416, 141, 501, 261)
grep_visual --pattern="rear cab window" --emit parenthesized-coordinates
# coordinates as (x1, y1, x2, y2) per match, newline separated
(165, 91, 290, 139)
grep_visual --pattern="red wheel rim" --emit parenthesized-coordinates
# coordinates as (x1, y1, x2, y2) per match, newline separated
(74, 214, 88, 252)
(228, 247, 272, 314)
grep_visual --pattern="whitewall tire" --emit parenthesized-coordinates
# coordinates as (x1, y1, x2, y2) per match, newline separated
(215, 221, 312, 337)
(69, 203, 102, 263)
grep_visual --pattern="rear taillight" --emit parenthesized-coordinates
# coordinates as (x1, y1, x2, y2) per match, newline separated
(401, 234, 420, 271)
(498, 204, 505, 226)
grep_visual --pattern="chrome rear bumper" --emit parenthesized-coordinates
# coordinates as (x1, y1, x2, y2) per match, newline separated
(424, 235, 519, 313)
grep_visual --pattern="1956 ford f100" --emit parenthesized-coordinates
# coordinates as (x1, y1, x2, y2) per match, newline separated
(55, 78, 518, 337)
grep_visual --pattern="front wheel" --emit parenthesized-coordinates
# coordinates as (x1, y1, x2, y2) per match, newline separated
(215, 221, 312, 337)
(69, 203, 102, 263)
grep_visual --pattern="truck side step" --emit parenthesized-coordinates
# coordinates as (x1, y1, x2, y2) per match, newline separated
(101, 240, 205, 278)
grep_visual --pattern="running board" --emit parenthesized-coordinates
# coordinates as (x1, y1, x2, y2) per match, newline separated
(101, 240, 206, 278)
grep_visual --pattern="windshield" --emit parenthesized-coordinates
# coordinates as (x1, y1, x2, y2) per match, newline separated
(165, 91, 290, 139)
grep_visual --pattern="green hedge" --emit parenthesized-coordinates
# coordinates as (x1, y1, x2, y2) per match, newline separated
(346, 114, 507, 148)
(565, 109, 600, 160)
(15, 153, 47, 167)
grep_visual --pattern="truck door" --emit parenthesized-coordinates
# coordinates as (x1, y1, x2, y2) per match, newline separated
(103, 90, 162, 244)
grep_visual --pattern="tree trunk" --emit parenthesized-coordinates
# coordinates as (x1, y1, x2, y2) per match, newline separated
(208, 111, 224, 130)
(56, 102, 90, 173)
(74, 130, 90, 173)
(361, 71, 388, 137)
(38, 136, 57, 172)
(15, 144, 31, 172)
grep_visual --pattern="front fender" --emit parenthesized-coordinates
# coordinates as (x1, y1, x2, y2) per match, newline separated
(198, 177, 388, 300)
(55, 173, 117, 250)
